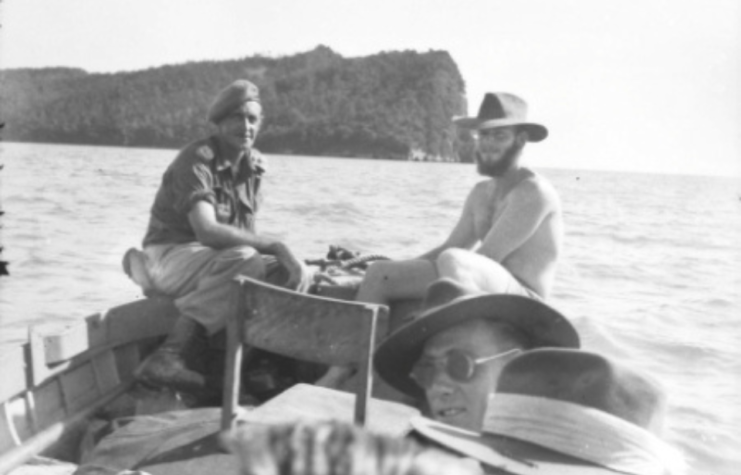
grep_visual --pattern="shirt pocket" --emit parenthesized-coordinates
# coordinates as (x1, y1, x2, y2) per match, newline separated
(213, 186, 234, 223)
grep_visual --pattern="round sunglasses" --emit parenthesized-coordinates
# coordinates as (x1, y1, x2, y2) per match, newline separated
(409, 348, 521, 389)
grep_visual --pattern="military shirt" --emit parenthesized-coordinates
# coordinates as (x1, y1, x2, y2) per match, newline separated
(142, 136, 266, 247)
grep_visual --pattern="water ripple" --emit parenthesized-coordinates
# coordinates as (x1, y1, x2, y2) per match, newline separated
(1, 145, 739, 475)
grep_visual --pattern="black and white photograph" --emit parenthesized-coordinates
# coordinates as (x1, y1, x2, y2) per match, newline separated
(0, 1, 738, 474)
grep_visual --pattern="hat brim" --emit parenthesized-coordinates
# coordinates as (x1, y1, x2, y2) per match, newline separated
(453, 117, 548, 142)
(411, 417, 615, 474)
(373, 294, 580, 398)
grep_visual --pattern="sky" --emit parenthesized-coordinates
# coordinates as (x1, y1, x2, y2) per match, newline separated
(1, 0, 739, 177)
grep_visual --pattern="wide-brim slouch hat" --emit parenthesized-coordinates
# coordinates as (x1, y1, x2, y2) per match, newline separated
(453, 92, 548, 142)
(411, 348, 686, 475)
(373, 278, 579, 399)
(208, 79, 261, 124)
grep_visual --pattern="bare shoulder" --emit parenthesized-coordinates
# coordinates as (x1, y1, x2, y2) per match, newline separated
(462, 180, 497, 212)
(469, 179, 494, 198)
(511, 172, 561, 209)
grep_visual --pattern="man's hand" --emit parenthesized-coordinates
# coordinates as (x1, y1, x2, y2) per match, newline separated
(189, 202, 308, 287)
(271, 242, 306, 289)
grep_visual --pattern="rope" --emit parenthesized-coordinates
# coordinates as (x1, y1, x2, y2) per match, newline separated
(305, 246, 391, 271)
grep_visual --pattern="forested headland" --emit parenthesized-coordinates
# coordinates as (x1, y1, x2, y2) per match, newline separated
(0, 46, 476, 162)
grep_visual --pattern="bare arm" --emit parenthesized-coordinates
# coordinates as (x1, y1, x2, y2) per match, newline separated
(188, 201, 305, 286)
(188, 201, 280, 252)
(417, 187, 480, 261)
(477, 178, 557, 262)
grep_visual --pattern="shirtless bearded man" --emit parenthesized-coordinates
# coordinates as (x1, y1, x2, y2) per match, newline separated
(357, 92, 561, 305)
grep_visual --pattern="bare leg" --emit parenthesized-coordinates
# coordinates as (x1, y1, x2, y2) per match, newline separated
(436, 248, 534, 296)
(315, 259, 438, 389)
(355, 259, 439, 305)
(318, 250, 538, 388)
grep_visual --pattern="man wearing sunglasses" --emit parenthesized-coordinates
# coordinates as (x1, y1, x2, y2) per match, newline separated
(317, 92, 565, 390)
(374, 278, 580, 431)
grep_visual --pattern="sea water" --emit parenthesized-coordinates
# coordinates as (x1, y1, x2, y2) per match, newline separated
(0, 142, 739, 474)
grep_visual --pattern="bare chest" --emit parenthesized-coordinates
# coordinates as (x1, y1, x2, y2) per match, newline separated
(471, 185, 506, 240)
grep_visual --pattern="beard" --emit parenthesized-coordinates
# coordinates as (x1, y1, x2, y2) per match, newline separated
(475, 141, 524, 177)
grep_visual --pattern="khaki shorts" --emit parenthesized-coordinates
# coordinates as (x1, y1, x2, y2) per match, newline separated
(143, 243, 313, 334)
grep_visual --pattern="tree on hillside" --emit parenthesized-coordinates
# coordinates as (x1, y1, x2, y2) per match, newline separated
(0, 47, 469, 161)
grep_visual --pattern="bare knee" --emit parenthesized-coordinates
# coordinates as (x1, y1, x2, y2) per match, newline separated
(436, 248, 510, 292)
(436, 248, 473, 276)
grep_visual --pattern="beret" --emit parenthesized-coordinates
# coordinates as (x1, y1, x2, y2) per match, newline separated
(207, 79, 261, 124)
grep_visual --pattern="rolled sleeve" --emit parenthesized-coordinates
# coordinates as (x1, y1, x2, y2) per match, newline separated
(171, 161, 217, 215)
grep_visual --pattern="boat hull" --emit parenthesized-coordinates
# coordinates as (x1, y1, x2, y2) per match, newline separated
(0, 285, 420, 473)
(1, 297, 179, 472)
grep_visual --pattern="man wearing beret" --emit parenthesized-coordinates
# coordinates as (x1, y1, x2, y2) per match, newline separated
(126, 79, 311, 389)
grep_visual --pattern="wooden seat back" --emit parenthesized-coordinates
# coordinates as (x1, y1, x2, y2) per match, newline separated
(221, 275, 388, 431)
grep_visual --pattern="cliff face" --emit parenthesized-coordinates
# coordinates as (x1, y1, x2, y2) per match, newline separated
(0, 46, 475, 161)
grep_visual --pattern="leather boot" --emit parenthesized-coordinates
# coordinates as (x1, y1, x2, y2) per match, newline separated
(135, 316, 207, 392)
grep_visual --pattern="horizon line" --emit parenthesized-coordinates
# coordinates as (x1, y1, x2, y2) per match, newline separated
(1, 140, 738, 180)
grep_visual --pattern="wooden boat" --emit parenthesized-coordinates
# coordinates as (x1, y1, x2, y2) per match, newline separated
(0, 281, 418, 475)
(0, 297, 179, 474)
